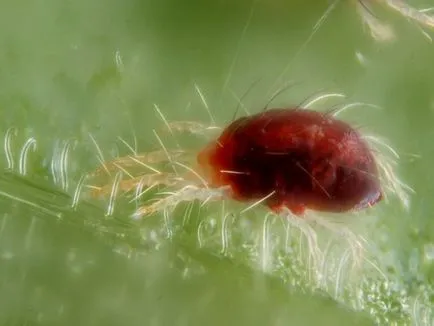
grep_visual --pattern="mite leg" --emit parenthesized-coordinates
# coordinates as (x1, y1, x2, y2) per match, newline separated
(132, 185, 231, 219)
(303, 211, 367, 270)
(88, 149, 192, 179)
(355, 0, 395, 41)
(164, 121, 221, 137)
(383, 0, 434, 28)
(355, 0, 434, 42)
(277, 207, 323, 276)
(154, 102, 221, 138)
(87, 172, 182, 198)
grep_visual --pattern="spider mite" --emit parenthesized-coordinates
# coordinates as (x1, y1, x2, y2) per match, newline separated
(86, 102, 393, 220)
(198, 108, 382, 216)
(353, 0, 434, 42)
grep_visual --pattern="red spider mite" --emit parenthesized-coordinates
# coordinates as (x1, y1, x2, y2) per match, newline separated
(197, 107, 383, 216)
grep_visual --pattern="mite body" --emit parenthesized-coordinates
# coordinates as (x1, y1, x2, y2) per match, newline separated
(87, 105, 396, 219)
(198, 108, 382, 215)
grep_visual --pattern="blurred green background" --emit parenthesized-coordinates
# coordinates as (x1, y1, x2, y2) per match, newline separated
(1, 0, 434, 325)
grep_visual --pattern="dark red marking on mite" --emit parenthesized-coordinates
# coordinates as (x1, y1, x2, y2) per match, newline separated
(197, 108, 383, 216)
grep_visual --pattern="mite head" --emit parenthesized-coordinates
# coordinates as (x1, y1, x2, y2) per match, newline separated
(197, 117, 248, 189)
(197, 139, 232, 189)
